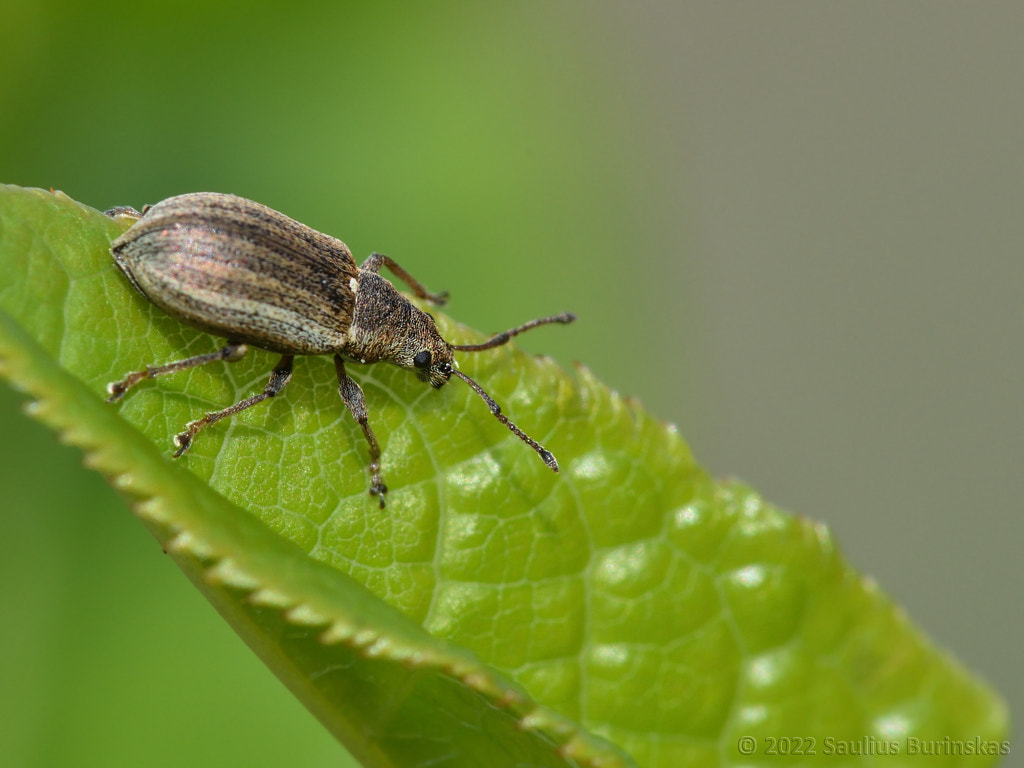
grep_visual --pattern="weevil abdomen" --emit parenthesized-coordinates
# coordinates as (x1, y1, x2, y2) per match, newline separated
(111, 192, 359, 355)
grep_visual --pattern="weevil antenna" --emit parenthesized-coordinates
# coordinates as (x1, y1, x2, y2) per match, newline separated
(450, 312, 575, 352)
(451, 369, 559, 473)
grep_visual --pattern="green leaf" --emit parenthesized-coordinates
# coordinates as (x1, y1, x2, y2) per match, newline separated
(0, 184, 1008, 767)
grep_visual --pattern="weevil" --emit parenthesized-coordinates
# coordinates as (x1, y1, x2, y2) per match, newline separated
(103, 192, 574, 507)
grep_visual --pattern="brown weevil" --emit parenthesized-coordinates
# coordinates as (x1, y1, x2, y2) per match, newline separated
(103, 192, 574, 507)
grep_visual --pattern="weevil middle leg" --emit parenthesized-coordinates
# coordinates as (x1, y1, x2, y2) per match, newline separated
(172, 355, 294, 456)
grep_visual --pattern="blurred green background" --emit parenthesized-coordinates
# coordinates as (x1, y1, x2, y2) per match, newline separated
(1, 3, 1018, 766)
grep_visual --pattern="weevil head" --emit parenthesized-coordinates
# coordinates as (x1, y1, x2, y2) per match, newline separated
(404, 320, 455, 389)
(348, 271, 454, 387)
(376, 284, 454, 387)
(355, 304, 454, 388)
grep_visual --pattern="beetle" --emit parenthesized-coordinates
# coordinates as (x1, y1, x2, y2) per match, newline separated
(103, 192, 574, 507)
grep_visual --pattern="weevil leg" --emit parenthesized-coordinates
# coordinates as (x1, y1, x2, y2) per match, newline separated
(172, 355, 294, 456)
(334, 355, 387, 508)
(107, 343, 249, 403)
(360, 252, 449, 306)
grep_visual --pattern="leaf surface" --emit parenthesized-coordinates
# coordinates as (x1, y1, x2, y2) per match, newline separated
(0, 185, 1007, 767)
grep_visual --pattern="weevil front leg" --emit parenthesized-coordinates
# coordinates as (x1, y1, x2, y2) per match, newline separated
(107, 342, 249, 403)
(334, 355, 387, 507)
(172, 355, 294, 456)
(360, 252, 449, 306)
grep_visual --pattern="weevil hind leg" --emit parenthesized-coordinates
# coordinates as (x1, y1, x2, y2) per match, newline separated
(106, 343, 249, 403)
(334, 355, 388, 507)
(173, 355, 294, 456)
(360, 252, 448, 306)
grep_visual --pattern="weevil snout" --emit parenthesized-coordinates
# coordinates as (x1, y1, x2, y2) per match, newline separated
(413, 351, 455, 389)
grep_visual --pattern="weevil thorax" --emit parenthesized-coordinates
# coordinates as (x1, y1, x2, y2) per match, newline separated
(345, 270, 454, 388)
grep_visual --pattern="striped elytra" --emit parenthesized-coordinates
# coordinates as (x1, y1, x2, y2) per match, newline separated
(111, 193, 357, 355)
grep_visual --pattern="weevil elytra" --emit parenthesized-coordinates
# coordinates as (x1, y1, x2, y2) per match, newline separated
(103, 192, 574, 507)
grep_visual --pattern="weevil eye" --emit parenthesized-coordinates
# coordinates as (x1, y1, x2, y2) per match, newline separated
(413, 350, 432, 369)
